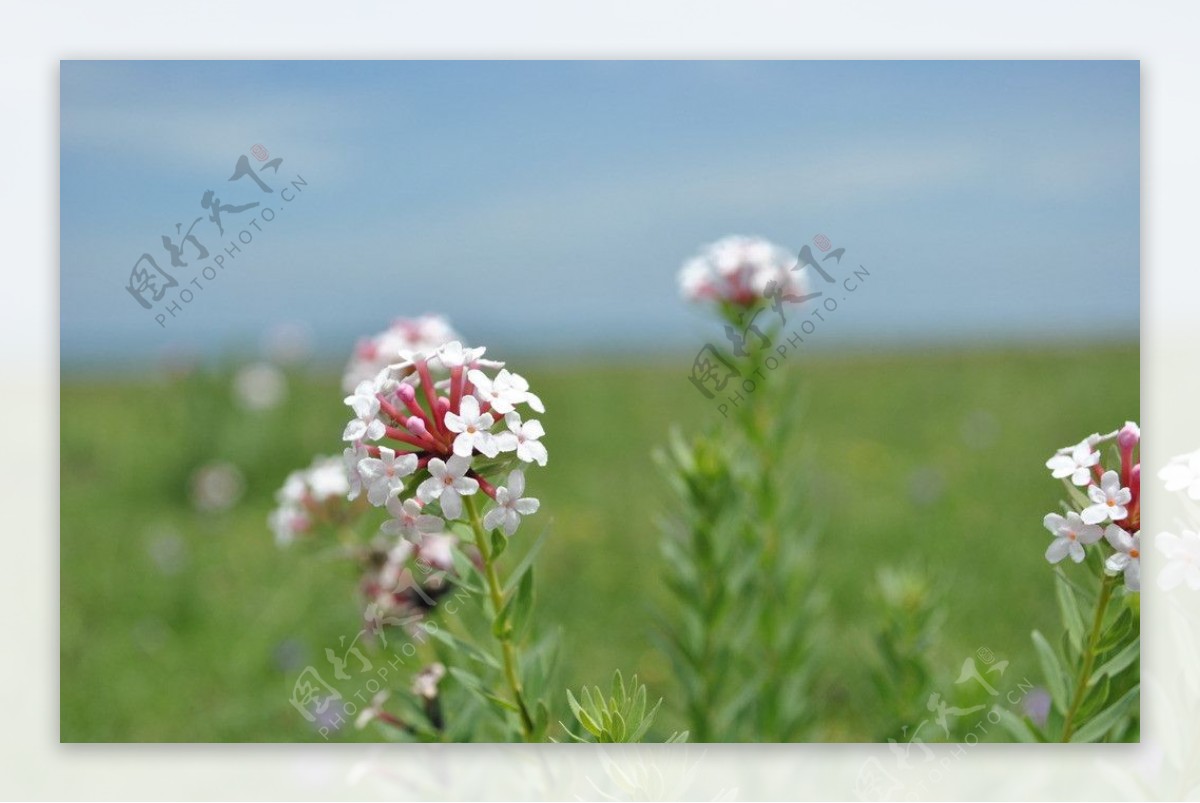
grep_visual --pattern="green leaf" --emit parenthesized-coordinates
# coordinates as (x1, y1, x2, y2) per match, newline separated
(1097, 608, 1134, 653)
(1070, 684, 1139, 742)
(1091, 636, 1140, 684)
(512, 566, 535, 639)
(611, 669, 626, 709)
(484, 692, 520, 714)
(503, 528, 549, 594)
(1055, 571, 1086, 655)
(448, 548, 483, 594)
(1076, 674, 1111, 722)
(425, 627, 501, 670)
(993, 707, 1041, 743)
(490, 529, 508, 559)
(1032, 630, 1071, 714)
(566, 689, 602, 737)
(533, 700, 550, 740)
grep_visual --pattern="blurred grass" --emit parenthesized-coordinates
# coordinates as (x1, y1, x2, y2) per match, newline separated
(60, 342, 1138, 741)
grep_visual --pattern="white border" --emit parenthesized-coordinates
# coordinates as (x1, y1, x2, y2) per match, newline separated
(7, 0, 1197, 798)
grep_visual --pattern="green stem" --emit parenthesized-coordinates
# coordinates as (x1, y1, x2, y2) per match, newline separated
(462, 494, 536, 741)
(1060, 572, 1117, 741)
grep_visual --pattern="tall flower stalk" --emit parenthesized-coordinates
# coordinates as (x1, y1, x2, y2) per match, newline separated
(1002, 421, 1141, 742)
(660, 236, 824, 741)
(271, 315, 675, 744)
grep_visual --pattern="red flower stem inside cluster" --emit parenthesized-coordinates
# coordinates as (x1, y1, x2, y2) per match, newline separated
(367, 356, 500, 502)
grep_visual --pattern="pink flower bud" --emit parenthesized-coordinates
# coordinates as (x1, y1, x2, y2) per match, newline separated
(1117, 421, 1140, 450)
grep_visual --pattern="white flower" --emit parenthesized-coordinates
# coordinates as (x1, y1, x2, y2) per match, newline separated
(495, 412, 548, 466)
(443, 395, 499, 458)
(343, 444, 367, 501)
(1159, 450, 1200, 500)
(1045, 440, 1100, 486)
(355, 690, 392, 729)
(411, 663, 446, 700)
(416, 455, 479, 520)
(358, 447, 419, 506)
(381, 497, 443, 542)
(277, 471, 307, 505)
(469, 368, 545, 415)
(1157, 530, 1200, 590)
(268, 505, 309, 547)
(1082, 470, 1133, 524)
(434, 340, 486, 370)
(1043, 511, 1104, 563)
(1104, 526, 1141, 591)
(343, 380, 386, 442)
(678, 235, 802, 306)
(377, 540, 416, 590)
(415, 533, 457, 573)
(483, 470, 540, 537)
(678, 259, 713, 300)
(306, 459, 351, 501)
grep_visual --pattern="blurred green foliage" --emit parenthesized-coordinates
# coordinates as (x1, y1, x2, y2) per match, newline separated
(60, 342, 1138, 741)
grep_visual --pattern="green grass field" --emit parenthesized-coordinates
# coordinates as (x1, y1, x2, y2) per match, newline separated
(60, 342, 1138, 742)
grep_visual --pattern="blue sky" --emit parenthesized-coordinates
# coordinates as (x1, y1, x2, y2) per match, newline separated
(60, 61, 1139, 366)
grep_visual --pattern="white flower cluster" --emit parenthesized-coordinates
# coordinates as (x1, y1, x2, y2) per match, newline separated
(1042, 422, 1140, 590)
(678, 235, 803, 306)
(342, 339, 546, 540)
(268, 455, 354, 546)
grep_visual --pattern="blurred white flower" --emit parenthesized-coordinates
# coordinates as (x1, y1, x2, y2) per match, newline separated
(1043, 511, 1103, 564)
(1159, 449, 1200, 500)
(484, 470, 540, 537)
(411, 662, 446, 700)
(306, 459, 352, 501)
(1104, 526, 1141, 591)
(415, 532, 457, 573)
(381, 497, 444, 542)
(189, 461, 245, 512)
(342, 315, 461, 393)
(1045, 439, 1100, 486)
(1082, 470, 1132, 524)
(355, 690, 392, 730)
(232, 361, 287, 411)
(343, 380, 386, 442)
(269, 455, 352, 546)
(343, 444, 368, 501)
(1157, 530, 1200, 590)
(677, 235, 802, 307)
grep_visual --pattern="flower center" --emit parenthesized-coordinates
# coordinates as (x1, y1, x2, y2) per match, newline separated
(443, 476, 453, 486)
(1066, 531, 1077, 541)
(1107, 498, 1116, 507)
(1130, 548, 1140, 558)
